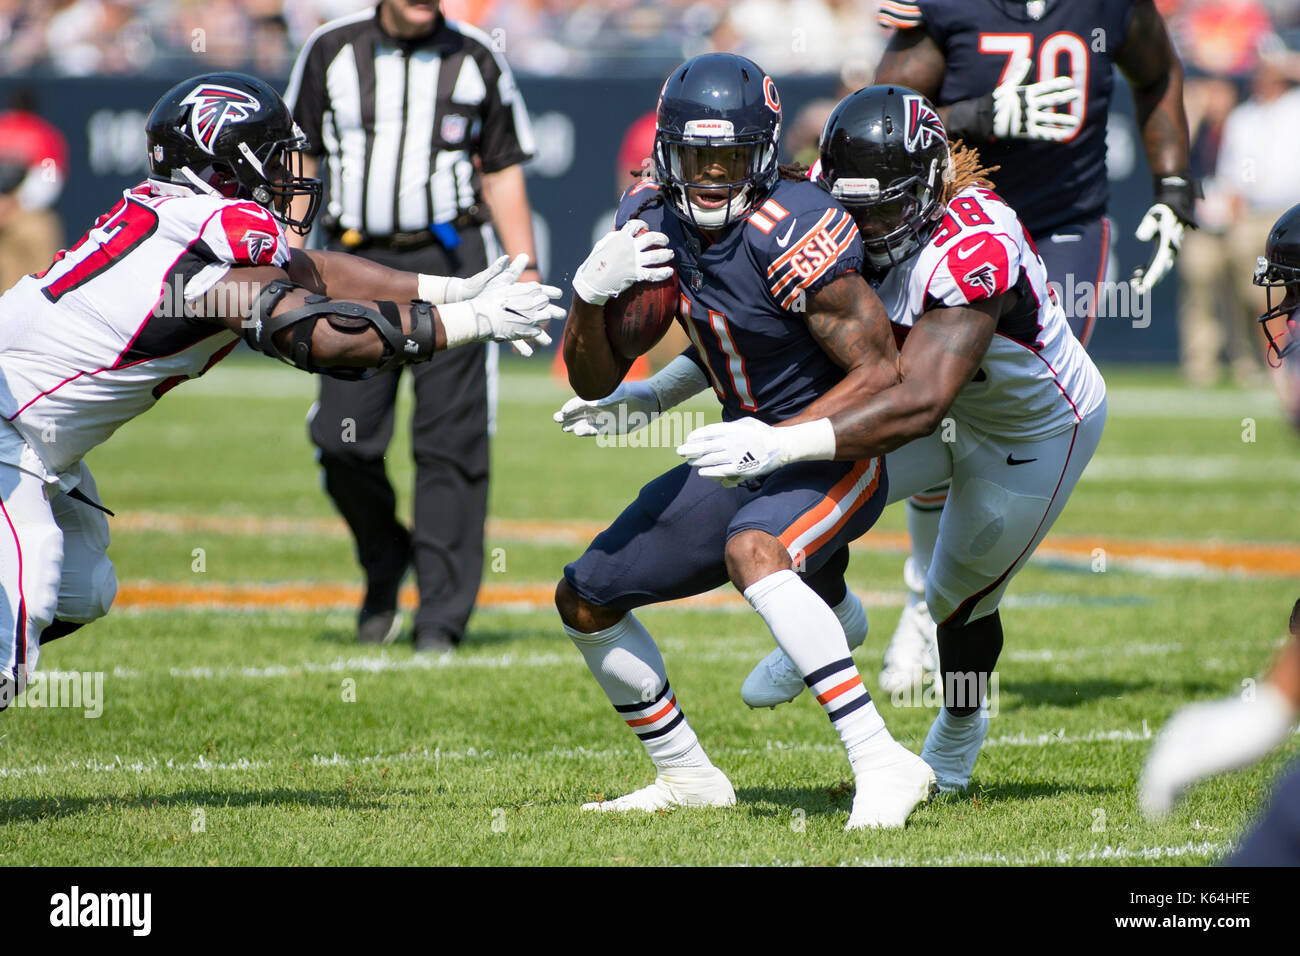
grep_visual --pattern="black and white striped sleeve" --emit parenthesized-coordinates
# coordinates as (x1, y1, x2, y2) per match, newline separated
(472, 44, 535, 173)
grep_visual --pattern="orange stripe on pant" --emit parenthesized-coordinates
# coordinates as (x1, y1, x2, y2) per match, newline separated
(779, 459, 881, 560)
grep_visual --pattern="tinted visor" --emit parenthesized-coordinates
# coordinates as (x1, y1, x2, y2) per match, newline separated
(667, 142, 763, 186)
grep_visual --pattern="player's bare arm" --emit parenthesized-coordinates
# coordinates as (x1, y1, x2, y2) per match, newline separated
(875, 27, 946, 103)
(562, 295, 635, 400)
(777, 272, 900, 424)
(285, 248, 419, 300)
(192, 263, 560, 374)
(1115, 0, 1190, 178)
(827, 295, 1002, 460)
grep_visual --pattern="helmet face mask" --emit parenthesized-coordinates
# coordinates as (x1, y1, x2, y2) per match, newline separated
(1254, 255, 1300, 364)
(653, 55, 782, 231)
(1254, 204, 1300, 365)
(147, 73, 322, 235)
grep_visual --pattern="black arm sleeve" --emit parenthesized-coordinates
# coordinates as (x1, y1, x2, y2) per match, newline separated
(475, 48, 534, 173)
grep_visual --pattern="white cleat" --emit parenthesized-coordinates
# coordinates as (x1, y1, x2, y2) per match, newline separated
(742, 647, 805, 709)
(920, 705, 990, 793)
(845, 740, 937, 830)
(878, 600, 939, 697)
(581, 766, 736, 812)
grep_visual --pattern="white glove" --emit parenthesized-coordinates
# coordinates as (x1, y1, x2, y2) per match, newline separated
(1138, 681, 1296, 818)
(677, 417, 836, 486)
(1131, 204, 1186, 295)
(554, 353, 710, 437)
(437, 254, 564, 357)
(554, 380, 660, 437)
(992, 57, 1081, 142)
(418, 254, 514, 305)
(572, 219, 674, 306)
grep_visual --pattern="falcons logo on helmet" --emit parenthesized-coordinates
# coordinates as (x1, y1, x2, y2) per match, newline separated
(903, 94, 945, 154)
(180, 84, 261, 155)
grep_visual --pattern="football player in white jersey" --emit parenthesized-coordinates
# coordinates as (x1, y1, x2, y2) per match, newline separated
(0, 72, 561, 709)
(663, 85, 1106, 792)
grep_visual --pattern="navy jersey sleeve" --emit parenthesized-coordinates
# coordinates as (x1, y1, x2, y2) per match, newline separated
(612, 180, 670, 232)
(748, 182, 863, 311)
(877, 0, 958, 44)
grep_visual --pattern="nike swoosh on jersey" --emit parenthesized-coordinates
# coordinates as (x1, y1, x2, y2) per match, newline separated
(1005, 453, 1038, 466)
(775, 219, 798, 248)
(956, 239, 986, 260)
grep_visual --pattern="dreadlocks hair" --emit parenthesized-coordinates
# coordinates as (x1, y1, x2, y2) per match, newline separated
(941, 139, 999, 204)
(779, 162, 812, 182)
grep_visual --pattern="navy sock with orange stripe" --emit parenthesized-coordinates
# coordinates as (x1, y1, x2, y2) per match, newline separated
(744, 570, 889, 763)
(564, 614, 712, 770)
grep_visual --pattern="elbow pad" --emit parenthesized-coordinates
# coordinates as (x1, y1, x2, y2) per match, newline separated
(243, 279, 436, 380)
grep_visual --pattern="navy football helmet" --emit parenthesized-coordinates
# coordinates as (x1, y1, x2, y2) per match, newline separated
(654, 53, 782, 230)
(1255, 203, 1300, 364)
(816, 85, 951, 269)
(145, 72, 322, 234)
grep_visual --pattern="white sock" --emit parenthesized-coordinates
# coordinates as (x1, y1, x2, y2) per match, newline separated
(905, 486, 946, 599)
(744, 570, 888, 761)
(833, 590, 868, 652)
(565, 614, 711, 770)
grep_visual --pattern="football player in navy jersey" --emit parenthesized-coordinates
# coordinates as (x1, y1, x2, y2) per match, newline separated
(554, 54, 938, 829)
(868, 0, 1194, 696)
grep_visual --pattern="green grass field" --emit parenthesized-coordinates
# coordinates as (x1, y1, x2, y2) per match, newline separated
(1, 358, 1297, 866)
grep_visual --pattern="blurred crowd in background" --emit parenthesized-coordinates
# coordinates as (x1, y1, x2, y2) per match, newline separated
(4, 0, 1300, 403)
(0, 0, 1294, 79)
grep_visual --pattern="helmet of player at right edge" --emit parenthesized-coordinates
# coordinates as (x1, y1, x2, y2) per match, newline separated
(654, 53, 782, 230)
(1254, 203, 1300, 364)
(816, 85, 952, 270)
(145, 72, 322, 234)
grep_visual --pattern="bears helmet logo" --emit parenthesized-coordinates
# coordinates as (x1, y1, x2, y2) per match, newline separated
(180, 84, 262, 155)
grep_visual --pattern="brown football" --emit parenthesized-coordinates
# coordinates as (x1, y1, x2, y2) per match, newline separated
(603, 269, 680, 360)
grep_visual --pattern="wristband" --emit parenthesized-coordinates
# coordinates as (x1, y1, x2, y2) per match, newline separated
(779, 418, 837, 464)
(436, 300, 479, 349)
(1152, 174, 1202, 227)
(417, 273, 452, 305)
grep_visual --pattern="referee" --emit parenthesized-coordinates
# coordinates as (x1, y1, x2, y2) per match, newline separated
(285, 0, 540, 651)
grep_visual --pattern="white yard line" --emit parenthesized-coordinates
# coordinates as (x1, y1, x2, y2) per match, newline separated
(0, 726, 1164, 780)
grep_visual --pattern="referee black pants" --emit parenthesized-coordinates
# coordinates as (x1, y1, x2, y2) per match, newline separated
(310, 227, 495, 643)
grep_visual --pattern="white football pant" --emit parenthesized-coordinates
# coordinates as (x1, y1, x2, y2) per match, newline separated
(883, 401, 1106, 625)
(0, 458, 116, 696)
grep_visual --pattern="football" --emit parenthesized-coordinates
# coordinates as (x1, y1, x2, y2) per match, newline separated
(603, 269, 680, 360)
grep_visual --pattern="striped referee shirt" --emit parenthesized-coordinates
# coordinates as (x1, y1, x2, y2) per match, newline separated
(284, 6, 535, 237)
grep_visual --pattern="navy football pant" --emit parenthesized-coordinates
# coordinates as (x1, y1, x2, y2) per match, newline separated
(1225, 757, 1300, 866)
(1034, 216, 1112, 348)
(564, 458, 886, 612)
